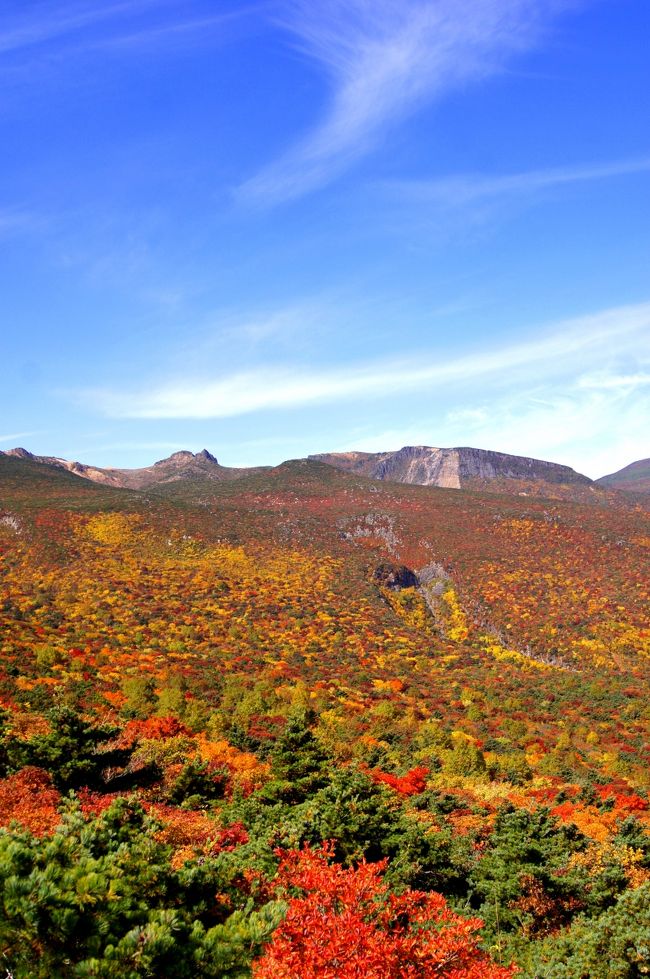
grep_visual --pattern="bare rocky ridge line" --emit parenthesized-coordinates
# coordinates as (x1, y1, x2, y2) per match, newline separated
(5, 444, 645, 496)
(311, 445, 591, 489)
(2, 447, 267, 490)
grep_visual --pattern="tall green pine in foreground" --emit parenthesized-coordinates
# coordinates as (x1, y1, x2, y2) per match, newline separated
(468, 806, 586, 941)
(0, 797, 283, 978)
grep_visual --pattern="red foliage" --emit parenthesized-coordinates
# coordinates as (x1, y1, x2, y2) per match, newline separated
(210, 821, 249, 852)
(118, 715, 192, 748)
(76, 789, 122, 817)
(617, 794, 648, 813)
(253, 844, 516, 978)
(369, 765, 430, 797)
(550, 801, 576, 822)
(596, 783, 648, 813)
(0, 766, 61, 835)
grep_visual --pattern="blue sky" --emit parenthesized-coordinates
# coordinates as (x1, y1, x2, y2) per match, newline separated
(1, 0, 648, 479)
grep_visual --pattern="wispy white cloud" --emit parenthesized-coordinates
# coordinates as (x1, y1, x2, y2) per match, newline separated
(384, 156, 650, 210)
(91, 11, 249, 53)
(0, 1, 156, 54)
(576, 370, 650, 391)
(236, 0, 575, 206)
(0, 431, 38, 444)
(78, 299, 650, 420)
(438, 385, 650, 480)
(0, 1, 249, 60)
(212, 301, 331, 349)
(345, 381, 650, 480)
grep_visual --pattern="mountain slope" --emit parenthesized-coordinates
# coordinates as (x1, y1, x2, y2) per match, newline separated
(2, 447, 267, 490)
(310, 445, 592, 491)
(0, 451, 143, 511)
(1, 449, 648, 978)
(597, 457, 650, 493)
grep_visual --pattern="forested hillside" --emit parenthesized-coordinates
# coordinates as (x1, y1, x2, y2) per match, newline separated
(1, 455, 649, 977)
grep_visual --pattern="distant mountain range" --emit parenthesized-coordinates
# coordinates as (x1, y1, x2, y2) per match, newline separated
(1, 444, 646, 496)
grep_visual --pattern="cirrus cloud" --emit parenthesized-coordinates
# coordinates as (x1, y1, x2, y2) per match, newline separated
(78, 299, 650, 420)
(237, 0, 581, 207)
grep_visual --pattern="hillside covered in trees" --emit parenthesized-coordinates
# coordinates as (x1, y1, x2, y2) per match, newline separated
(0, 453, 649, 977)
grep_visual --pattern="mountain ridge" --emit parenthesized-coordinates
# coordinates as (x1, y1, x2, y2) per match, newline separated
(310, 444, 592, 490)
(3, 443, 644, 497)
(2, 447, 267, 490)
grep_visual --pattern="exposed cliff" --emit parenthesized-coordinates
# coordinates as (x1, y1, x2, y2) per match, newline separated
(310, 445, 592, 490)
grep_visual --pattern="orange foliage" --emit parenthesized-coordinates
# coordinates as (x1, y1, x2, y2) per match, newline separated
(148, 805, 248, 868)
(118, 715, 192, 748)
(0, 766, 61, 835)
(195, 735, 271, 792)
(5, 711, 50, 739)
(253, 844, 516, 978)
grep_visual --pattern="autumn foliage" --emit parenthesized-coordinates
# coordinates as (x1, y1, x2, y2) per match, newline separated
(369, 764, 430, 796)
(0, 453, 649, 977)
(0, 766, 60, 835)
(254, 844, 516, 978)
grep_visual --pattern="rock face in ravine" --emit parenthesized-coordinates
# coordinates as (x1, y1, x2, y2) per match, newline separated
(2, 448, 265, 490)
(310, 446, 592, 491)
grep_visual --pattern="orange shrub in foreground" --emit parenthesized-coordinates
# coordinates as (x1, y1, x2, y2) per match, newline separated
(253, 844, 516, 979)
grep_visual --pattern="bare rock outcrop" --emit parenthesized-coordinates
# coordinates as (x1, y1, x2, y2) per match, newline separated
(311, 445, 591, 491)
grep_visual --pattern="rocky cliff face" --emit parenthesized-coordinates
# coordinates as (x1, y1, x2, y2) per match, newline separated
(310, 446, 592, 490)
(372, 446, 462, 488)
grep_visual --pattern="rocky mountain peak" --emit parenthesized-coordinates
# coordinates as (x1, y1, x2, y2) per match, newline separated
(196, 449, 219, 464)
(5, 447, 35, 460)
(155, 449, 220, 468)
(164, 450, 195, 463)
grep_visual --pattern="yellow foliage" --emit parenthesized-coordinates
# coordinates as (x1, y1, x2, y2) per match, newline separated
(569, 842, 650, 887)
(442, 588, 469, 642)
(82, 513, 140, 546)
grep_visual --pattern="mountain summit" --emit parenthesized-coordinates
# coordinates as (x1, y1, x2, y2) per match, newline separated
(310, 445, 591, 490)
(1, 448, 262, 490)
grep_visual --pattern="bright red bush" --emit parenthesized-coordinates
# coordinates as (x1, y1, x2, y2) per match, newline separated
(253, 844, 516, 978)
(369, 765, 430, 796)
